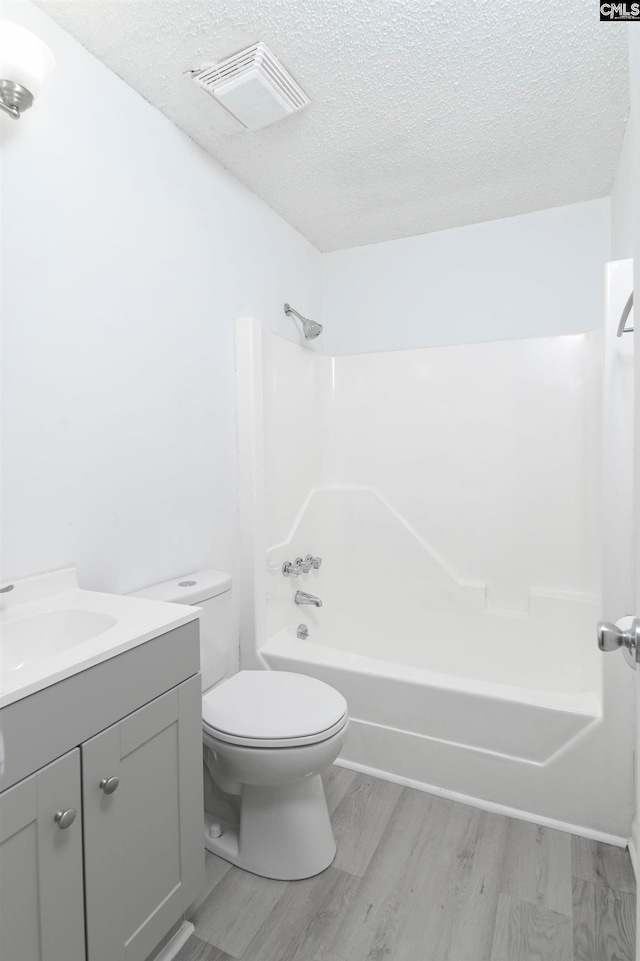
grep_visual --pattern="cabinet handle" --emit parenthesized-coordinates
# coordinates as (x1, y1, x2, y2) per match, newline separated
(99, 776, 119, 795)
(54, 808, 77, 829)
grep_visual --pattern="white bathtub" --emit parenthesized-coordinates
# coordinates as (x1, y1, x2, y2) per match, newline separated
(262, 630, 599, 765)
(257, 631, 621, 841)
(237, 318, 633, 842)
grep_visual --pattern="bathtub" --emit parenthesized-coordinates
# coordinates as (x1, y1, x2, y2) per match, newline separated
(256, 629, 616, 840)
(237, 318, 633, 842)
(262, 630, 599, 766)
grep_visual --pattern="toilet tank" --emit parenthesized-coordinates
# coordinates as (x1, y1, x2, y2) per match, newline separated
(130, 570, 232, 692)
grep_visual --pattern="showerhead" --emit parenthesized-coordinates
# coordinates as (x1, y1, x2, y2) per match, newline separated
(302, 319, 323, 340)
(284, 303, 323, 340)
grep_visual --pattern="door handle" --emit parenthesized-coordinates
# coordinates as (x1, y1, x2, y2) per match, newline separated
(597, 618, 640, 665)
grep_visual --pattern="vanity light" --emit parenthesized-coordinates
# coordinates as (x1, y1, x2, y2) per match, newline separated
(0, 19, 55, 119)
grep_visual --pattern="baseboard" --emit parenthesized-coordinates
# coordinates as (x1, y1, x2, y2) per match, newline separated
(149, 921, 194, 961)
(335, 758, 628, 848)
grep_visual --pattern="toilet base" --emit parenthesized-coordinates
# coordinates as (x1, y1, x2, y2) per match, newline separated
(204, 774, 336, 880)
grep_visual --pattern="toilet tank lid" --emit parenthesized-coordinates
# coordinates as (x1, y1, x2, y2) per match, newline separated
(129, 569, 231, 605)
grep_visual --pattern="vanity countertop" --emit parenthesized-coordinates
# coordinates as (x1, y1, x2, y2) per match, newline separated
(0, 567, 199, 709)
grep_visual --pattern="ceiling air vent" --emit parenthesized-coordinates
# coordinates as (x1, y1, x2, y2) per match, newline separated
(192, 42, 309, 130)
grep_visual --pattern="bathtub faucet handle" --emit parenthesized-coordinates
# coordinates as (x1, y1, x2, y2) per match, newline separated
(282, 561, 301, 577)
(295, 557, 312, 573)
(304, 555, 322, 570)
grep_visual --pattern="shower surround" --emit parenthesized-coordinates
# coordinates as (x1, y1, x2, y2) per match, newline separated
(237, 317, 633, 842)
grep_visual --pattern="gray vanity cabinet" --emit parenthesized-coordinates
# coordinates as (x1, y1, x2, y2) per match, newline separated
(82, 675, 204, 961)
(0, 623, 205, 961)
(0, 749, 86, 961)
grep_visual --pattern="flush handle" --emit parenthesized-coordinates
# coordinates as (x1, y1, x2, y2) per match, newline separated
(99, 776, 119, 795)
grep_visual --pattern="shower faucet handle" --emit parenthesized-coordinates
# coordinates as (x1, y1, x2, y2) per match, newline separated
(282, 556, 321, 576)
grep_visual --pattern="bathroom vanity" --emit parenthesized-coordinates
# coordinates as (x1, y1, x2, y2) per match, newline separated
(0, 569, 205, 961)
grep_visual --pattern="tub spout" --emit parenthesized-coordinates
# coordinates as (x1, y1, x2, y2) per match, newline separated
(295, 591, 323, 608)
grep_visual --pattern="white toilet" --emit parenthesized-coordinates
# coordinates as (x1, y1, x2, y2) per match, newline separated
(131, 571, 349, 881)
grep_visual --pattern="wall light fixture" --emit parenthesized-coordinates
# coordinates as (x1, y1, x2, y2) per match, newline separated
(0, 19, 55, 119)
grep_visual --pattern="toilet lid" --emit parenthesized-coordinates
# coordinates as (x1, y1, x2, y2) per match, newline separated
(202, 671, 348, 743)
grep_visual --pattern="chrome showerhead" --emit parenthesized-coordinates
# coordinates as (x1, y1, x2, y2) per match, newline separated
(302, 319, 323, 340)
(284, 303, 323, 340)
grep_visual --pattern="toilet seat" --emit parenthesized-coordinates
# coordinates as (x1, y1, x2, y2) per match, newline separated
(203, 712, 348, 749)
(202, 670, 348, 748)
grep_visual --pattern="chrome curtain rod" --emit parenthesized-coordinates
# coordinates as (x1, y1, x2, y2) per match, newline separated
(616, 291, 634, 337)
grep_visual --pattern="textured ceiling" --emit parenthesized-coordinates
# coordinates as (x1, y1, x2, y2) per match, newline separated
(36, 0, 629, 252)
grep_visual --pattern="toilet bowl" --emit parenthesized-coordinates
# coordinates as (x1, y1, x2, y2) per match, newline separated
(202, 671, 348, 880)
(130, 572, 349, 882)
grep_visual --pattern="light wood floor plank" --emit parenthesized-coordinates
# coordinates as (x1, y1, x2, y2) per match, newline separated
(191, 865, 287, 957)
(186, 852, 232, 921)
(173, 933, 233, 960)
(286, 868, 361, 961)
(316, 787, 450, 961)
(571, 836, 636, 894)
(572, 878, 635, 961)
(419, 806, 510, 961)
(499, 820, 572, 916)
(490, 893, 572, 961)
(237, 866, 360, 961)
(321, 764, 357, 816)
(330, 772, 403, 877)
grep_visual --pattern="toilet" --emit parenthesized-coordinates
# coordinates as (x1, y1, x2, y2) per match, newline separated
(130, 571, 349, 881)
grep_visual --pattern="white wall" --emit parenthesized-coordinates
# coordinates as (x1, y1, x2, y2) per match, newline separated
(322, 199, 611, 355)
(0, 1, 322, 596)
(611, 121, 634, 260)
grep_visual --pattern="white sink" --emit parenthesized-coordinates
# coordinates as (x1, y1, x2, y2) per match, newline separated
(0, 567, 199, 708)
(2, 609, 117, 675)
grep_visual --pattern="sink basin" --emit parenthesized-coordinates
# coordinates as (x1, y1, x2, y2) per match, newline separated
(0, 567, 199, 709)
(2, 609, 117, 674)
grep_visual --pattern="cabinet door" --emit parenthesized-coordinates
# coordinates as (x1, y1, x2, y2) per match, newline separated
(0, 749, 85, 961)
(82, 676, 204, 961)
